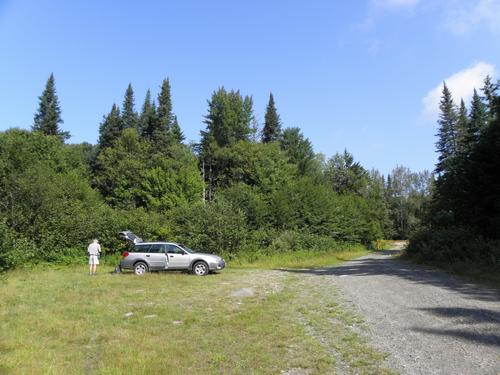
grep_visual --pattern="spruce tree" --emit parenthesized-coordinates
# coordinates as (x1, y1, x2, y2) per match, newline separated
(122, 83, 138, 130)
(262, 93, 282, 143)
(481, 75, 498, 119)
(456, 99, 469, 158)
(170, 115, 185, 143)
(157, 78, 173, 132)
(32, 73, 70, 141)
(435, 82, 458, 175)
(469, 89, 488, 138)
(139, 89, 158, 140)
(98, 104, 123, 149)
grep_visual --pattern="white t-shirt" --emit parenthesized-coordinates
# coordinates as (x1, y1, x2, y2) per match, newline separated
(87, 242, 101, 255)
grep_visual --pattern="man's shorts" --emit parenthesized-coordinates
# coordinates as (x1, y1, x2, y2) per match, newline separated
(89, 255, 99, 265)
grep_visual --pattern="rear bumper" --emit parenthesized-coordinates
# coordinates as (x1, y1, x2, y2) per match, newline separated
(119, 258, 135, 270)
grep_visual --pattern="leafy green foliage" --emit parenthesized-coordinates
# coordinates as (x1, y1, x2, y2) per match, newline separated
(201, 87, 254, 149)
(280, 127, 315, 176)
(2, 79, 418, 270)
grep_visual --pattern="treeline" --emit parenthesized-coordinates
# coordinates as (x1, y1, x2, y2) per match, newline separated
(0, 74, 430, 270)
(407, 77, 500, 267)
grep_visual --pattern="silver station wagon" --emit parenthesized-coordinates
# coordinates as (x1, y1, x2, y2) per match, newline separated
(118, 231, 226, 276)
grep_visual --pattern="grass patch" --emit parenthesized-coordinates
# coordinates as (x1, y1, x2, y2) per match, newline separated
(230, 245, 369, 269)
(0, 249, 392, 375)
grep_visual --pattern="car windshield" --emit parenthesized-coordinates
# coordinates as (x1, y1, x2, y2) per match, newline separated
(178, 244, 195, 254)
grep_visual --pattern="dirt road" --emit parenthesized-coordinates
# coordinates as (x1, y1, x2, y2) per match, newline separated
(297, 245, 500, 374)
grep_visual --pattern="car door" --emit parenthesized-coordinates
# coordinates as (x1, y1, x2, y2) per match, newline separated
(147, 244, 168, 270)
(165, 244, 190, 269)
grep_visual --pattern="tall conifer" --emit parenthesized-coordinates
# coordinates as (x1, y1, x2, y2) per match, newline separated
(122, 83, 138, 130)
(469, 88, 487, 140)
(456, 99, 469, 157)
(98, 104, 123, 149)
(435, 82, 458, 174)
(171, 115, 185, 143)
(139, 89, 158, 140)
(32, 73, 69, 141)
(262, 93, 282, 143)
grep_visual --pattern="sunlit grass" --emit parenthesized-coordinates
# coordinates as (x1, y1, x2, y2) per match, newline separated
(231, 245, 369, 269)
(0, 249, 393, 375)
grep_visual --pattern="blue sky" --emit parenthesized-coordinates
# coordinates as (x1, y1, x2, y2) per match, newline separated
(1, 0, 499, 175)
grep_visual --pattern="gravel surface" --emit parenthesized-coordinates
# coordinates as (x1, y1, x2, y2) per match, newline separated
(297, 245, 500, 375)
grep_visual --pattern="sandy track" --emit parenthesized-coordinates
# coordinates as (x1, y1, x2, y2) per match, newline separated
(293, 247, 500, 374)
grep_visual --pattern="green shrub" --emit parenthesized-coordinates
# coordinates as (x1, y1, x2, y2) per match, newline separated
(407, 227, 500, 266)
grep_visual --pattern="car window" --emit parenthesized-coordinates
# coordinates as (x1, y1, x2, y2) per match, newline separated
(178, 244, 195, 254)
(166, 244, 185, 254)
(148, 244, 165, 253)
(134, 244, 151, 253)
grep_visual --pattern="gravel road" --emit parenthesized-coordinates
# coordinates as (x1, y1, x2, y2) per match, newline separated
(299, 245, 500, 374)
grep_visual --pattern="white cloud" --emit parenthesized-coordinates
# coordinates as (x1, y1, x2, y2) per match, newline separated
(445, 0, 500, 35)
(371, 0, 420, 8)
(422, 62, 496, 121)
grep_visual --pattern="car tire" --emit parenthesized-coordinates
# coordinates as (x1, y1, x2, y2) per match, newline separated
(192, 261, 209, 276)
(134, 262, 149, 275)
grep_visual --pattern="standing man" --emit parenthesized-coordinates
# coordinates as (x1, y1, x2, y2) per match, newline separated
(88, 239, 101, 276)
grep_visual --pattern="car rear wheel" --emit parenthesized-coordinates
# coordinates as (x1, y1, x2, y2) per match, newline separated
(192, 261, 209, 276)
(134, 262, 148, 275)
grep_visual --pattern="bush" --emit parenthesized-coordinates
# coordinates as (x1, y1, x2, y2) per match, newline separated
(407, 227, 500, 266)
(168, 200, 248, 257)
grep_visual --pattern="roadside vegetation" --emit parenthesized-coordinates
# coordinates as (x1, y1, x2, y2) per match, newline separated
(406, 77, 500, 284)
(0, 75, 430, 271)
(0, 248, 394, 375)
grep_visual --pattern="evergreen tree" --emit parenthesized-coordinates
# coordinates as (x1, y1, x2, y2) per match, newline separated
(262, 93, 282, 143)
(98, 104, 123, 149)
(481, 75, 498, 120)
(325, 150, 368, 195)
(155, 78, 173, 145)
(122, 83, 138, 130)
(435, 82, 458, 175)
(456, 99, 469, 157)
(469, 89, 488, 138)
(170, 115, 185, 143)
(279, 127, 314, 175)
(201, 87, 253, 149)
(157, 78, 173, 133)
(32, 73, 70, 141)
(139, 89, 158, 140)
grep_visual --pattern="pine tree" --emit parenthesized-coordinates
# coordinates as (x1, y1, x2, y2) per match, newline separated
(139, 89, 158, 140)
(32, 73, 70, 141)
(435, 82, 458, 175)
(170, 115, 185, 143)
(98, 104, 123, 149)
(262, 93, 282, 143)
(122, 83, 138, 130)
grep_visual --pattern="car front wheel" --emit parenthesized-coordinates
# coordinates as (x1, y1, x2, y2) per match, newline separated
(134, 262, 148, 275)
(192, 261, 209, 276)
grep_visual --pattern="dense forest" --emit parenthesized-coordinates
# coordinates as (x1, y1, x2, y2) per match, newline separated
(0, 74, 431, 270)
(408, 77, 500, 268)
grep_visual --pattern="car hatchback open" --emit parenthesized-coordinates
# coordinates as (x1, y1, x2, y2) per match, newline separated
(118, 231, 225, 276)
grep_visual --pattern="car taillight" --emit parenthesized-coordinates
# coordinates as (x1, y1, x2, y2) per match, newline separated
(122, 251, 129, 258)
